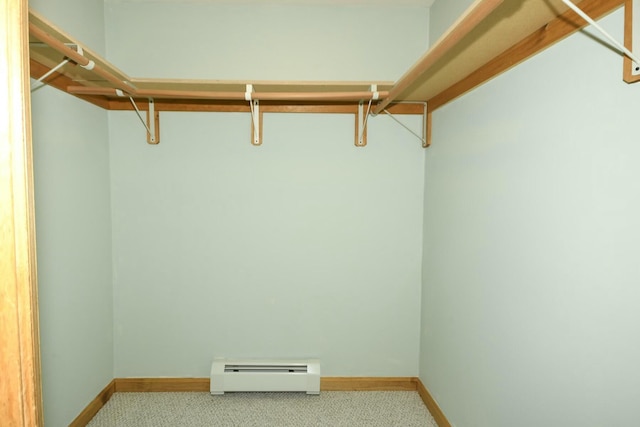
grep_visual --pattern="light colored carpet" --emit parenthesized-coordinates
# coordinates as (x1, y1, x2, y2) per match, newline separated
(87, 391, 438, 426)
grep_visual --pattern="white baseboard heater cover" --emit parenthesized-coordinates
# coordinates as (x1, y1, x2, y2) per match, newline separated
(210, 358, 320, 395)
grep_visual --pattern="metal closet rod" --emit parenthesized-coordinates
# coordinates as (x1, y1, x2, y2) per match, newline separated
(30, 24, 388, 103)
(66, 86, 389, 102)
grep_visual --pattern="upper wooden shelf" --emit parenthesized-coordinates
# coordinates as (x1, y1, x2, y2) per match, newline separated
(28, 0, 624, 113)
(375, 0, 624, 113)
(28, 9, 394, 110)
(392, 0, 572, 103)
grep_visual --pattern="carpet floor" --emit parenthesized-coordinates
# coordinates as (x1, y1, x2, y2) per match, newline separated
(87, 391, 438, 426)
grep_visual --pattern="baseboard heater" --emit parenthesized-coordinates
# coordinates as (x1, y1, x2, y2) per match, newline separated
(210, 358, 320, 395)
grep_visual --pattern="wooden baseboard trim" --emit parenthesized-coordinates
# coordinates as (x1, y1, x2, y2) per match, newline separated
(113, 376, 419, 392)
(68, 379, 116, 427)
(115, 378, 210, 392)
(416, 378, 451, 427)
(321, 377, 417, 391)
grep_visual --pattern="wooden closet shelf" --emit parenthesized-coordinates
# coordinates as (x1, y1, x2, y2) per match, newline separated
(28, 0, 624, 113)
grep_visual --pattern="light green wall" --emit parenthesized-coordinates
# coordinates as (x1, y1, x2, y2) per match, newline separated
(105, 0, 429, 378)
(29, 0, 640, 423)
(104, 1, 429, 81)
(109, 111, 425, 376)
(421, 6, 640, 427)
(30, 1, 113, 425)
(30, 0, 431, 420)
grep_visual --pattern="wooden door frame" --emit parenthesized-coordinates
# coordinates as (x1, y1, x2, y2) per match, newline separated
(0, 0, 44, 425)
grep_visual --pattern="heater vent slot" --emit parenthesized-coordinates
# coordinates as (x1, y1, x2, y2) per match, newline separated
(211, 358, 320, 395)
(224, 364, 308, 373)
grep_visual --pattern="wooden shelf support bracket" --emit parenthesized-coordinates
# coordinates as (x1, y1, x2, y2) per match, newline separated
(146, 98, 159, 145)
(356, 100, 368, 147)
(625, 0, 640, 80)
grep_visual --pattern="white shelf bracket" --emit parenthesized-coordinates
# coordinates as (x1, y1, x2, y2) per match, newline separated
(246, 84, 261, 146)
(382, 102, 428, 148)
(30, 58, 69, 92)
(355, 85, 378, 147)
(563, 0, 640, 73)
(30, 44, 83, 93)
(117, 89, 157, 144)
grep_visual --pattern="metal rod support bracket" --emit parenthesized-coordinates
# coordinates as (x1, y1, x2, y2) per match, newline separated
(563, 0, 640, 72)
(382, 102, 429, 148)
